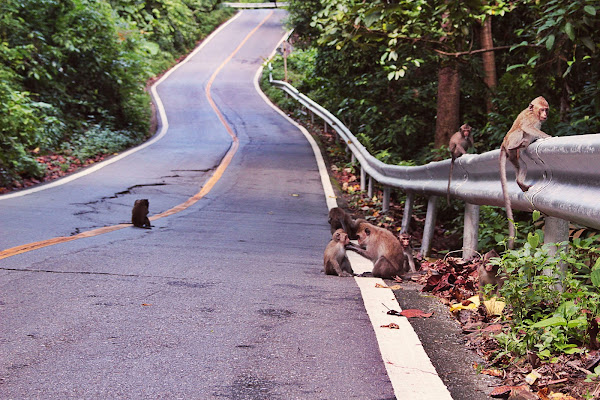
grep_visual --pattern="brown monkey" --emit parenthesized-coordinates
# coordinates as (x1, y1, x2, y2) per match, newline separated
(345, 220, 406, 279)
(131, 199, 151, 229)
(398, 233, 419, 274)
(499, 96, 550, 249)
(447, 124, 474, 205)
(323, 229, 354, 277)
(328, 207, 358, 239)
(478, 250, 504, 296)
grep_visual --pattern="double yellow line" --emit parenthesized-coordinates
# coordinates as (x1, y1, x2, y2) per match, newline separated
(0, 11, 274, 261)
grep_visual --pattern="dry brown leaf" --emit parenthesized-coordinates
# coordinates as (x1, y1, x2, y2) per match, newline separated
(400, 309, 433, 318)
(481, 369, 503, 377)
(490, 385, 526, 397)
(380, 323, 400, 329)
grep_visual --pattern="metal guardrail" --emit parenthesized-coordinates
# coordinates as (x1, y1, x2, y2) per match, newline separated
(268, 67, 600, 254)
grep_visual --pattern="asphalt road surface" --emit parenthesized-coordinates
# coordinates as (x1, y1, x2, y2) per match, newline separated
(0, 9, 459, 400)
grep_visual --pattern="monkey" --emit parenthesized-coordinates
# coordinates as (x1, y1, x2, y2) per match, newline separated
(499, 96, 550, 249)
(328, 207, 358, 239)
(447, 124, 474, 205)
(345, 220, 407, 279)
(478, 250, 504, 297)
(131, 199, 151, 229)
(398, 233, 420, 274)
(323, 229, 354, 277)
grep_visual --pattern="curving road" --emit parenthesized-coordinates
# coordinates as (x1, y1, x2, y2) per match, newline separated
(0, 10, 452, 399)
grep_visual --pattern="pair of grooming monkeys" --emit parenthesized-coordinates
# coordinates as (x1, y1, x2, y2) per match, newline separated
(323, 207, 419, 279)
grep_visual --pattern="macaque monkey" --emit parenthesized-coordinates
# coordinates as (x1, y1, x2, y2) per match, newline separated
(346, 220, 406, 279)
(478, 250, 504, 296)
(323, 229, 354, 277)
(499, 96, 550, 249)
(131, 199, 151, 229)
(447, 124, 474, 205)
(328, 207, 358, 239)
(398, 233, 419, 274)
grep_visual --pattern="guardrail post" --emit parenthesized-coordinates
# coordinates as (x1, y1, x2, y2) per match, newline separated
(360, 168, 366, 191)
(310, 110, 314, 124)
(382, 186, 391, 213)
(544, 216, 569, 291)
(401, 192, 414, 234)
(421, 196, 438, 257)
(367, 176, 373, 198)
(462, 203, 480, 260)
(324, 120, 328, 133)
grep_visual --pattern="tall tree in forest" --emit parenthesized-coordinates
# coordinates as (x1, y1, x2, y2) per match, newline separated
(434, 63, 460, 148)
(480, 16, 496, 114)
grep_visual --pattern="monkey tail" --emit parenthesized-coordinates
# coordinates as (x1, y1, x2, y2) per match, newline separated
(499, 148, 515, 249)
(447, 159, 454, 206)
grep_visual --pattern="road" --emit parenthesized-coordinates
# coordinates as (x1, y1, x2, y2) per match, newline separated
(0, 9, 453, 399)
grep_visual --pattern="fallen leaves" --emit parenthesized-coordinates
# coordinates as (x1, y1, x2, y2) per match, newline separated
(1, 152, 109, 193)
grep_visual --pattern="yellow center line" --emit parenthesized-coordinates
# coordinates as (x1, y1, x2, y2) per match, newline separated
(0, 11, 274, 261)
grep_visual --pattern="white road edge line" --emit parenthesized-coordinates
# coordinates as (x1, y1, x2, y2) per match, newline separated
(0, 11, 244, 201)
(254, 33, 453, 400)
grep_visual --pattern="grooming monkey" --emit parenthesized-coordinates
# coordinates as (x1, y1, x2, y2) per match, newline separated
(345, 220, 406, 279)
(447, 124, 474, 205)
(499, 96, 550, 249)
(323, 229, 354, 277)
(131, 199, 151, 229)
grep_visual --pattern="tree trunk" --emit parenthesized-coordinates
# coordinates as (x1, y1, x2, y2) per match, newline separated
(434, 63, 460, 148)
(480, 16, 497, 114)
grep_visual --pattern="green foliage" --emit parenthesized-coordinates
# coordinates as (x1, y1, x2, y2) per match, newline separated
(493, 233, 600, 360)
(284, 0, 600, 162)
(64, 125, 141, 161)
(0, 0, 233, 186)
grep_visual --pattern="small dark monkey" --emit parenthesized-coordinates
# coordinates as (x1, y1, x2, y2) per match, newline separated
(447, 124, 474, 205)
(499, 96, 550, 248)
(398, 233, 419, 274)
(478, 250, 504, 296)
(346, 220, 406, 279)
(323, 229, 354, 277)
(328, 207, 358, 239)
(131, 199, 151, 229)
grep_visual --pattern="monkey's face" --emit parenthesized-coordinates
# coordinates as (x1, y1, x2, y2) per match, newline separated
(399, 236, 411, 247)
(484, 264, 497, 273)
(529, 97, 549, 122)
(538, 106, 548, 121)
(333, 229, 349, 245)
(460, 124, 472, 138)
(356, 226, 371, 247)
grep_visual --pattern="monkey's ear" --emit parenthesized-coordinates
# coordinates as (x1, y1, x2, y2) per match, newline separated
(528, 103, 534, 111)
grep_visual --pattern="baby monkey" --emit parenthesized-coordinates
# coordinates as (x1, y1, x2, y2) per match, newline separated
(323, 229, 354, 277)
(478, 250, 504, 296)
(398, 233, 419, 274)
(131, 199, 151, 229)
